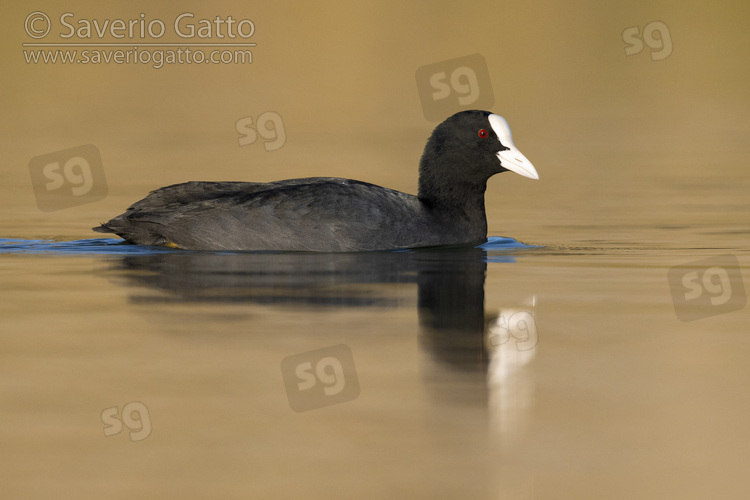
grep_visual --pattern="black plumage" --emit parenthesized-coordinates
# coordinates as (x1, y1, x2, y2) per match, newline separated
(93, 110, 538, 251)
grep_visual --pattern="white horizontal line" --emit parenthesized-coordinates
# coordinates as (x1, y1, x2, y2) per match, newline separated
(22, 43, 257, 47)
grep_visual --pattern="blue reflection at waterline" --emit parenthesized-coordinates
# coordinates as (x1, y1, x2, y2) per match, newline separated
(0, 236, 541, 261)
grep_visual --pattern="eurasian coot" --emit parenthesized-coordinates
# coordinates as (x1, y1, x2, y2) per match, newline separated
(93, 110, 538, 251)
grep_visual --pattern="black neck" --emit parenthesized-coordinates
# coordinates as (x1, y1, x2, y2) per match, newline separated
(418, 155, 489, 234)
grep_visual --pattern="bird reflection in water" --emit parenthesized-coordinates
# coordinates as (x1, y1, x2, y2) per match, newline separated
(97, 244, 537, 444)
(486, 297, 537, 446)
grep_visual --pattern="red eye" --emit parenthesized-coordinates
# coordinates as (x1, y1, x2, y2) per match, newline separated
(478, 129, 488, 138)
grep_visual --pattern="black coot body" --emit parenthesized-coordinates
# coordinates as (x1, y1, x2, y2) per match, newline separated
(93, 110, 539, 251)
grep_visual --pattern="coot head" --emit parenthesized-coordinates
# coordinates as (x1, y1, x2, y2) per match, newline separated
(418, 110, 538, 204)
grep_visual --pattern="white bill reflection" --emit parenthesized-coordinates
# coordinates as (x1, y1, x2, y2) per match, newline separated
(486, 296, 537, 444)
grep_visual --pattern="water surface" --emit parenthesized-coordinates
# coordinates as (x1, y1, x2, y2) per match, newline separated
(2, 229, 748, 499)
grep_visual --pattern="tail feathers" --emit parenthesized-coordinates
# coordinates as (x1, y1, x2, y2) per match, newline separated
(91, 219, 173, 247)
(92, 222, 114, 233)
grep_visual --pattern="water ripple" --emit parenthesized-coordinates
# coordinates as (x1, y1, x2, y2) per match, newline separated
(0, 236, 541, 261)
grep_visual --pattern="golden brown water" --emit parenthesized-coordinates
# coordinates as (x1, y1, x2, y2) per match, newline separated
(1, 1, 749, 498)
